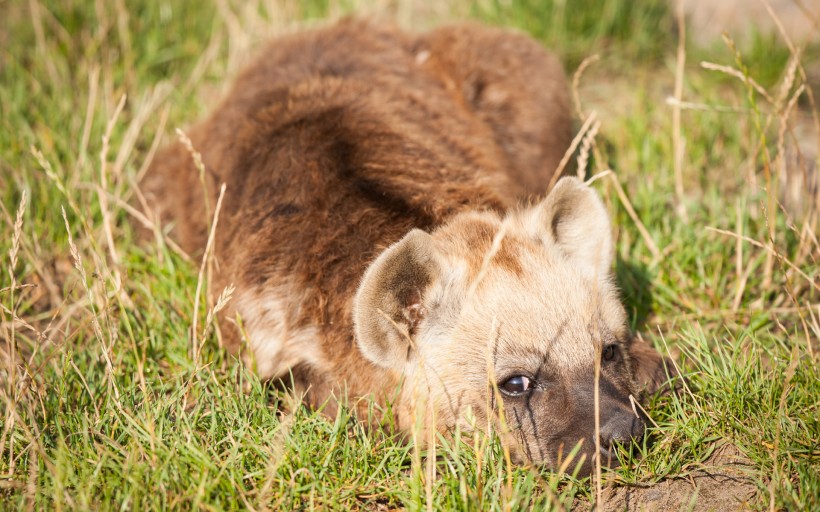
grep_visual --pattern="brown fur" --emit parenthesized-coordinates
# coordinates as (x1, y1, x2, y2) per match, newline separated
(141, 18, 674, 473)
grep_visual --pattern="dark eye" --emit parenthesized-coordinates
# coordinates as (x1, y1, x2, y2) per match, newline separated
(602, 344, 618, 362)
(499, 376, 532, 396)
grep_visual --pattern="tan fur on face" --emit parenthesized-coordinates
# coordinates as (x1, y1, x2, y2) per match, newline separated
(140, 19, 672, 472)
(372, 178, 636, 467)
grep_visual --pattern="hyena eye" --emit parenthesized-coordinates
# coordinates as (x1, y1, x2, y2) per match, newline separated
(499, 376, 532, 396)
(602, 344, 618, 362)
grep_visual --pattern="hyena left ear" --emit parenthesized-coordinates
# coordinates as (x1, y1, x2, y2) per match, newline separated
(530, 177, 614, 279)
(354, 229, 440, 370)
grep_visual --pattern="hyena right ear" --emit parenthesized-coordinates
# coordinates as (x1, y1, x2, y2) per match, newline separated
(529, 177, 614, 280)
(354, 229, 440, 370)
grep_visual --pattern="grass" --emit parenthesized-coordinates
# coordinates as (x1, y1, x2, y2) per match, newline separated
(1, 0, 818, 510)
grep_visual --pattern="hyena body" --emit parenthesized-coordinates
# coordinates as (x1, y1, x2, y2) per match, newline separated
(142, 18, 670, 472)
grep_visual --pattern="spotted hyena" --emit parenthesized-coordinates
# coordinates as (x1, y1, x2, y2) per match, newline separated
(141, 18, 675, 473)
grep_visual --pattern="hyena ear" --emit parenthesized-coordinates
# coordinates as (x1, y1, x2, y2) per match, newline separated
(530, 177, 613, 279)
(354, 229, 440, 370)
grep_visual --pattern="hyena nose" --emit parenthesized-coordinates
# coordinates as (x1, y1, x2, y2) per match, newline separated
(600, 413, 644, 451)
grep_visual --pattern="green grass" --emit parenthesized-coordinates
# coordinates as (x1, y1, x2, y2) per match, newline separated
(1, 0, 818, 510)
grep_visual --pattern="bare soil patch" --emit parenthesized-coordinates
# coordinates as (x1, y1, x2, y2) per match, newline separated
(592, 444, 759, 511)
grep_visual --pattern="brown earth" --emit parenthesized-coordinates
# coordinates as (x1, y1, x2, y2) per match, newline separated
(590, 444, 759, 511)
(683, 0, 819, 46)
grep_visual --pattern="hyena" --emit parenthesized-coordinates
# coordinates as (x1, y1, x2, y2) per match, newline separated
(141, 18, 674, 473)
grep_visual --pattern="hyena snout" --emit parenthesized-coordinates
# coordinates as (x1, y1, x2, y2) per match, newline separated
(549, 386, 646, 473)
(596, 400, 645, 466)
(599, 408, 645, 451)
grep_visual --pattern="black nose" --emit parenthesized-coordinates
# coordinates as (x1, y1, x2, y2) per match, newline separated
(600, 413, 644, 451)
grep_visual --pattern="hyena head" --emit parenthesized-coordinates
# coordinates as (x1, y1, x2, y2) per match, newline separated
(354, 177, 644, 473)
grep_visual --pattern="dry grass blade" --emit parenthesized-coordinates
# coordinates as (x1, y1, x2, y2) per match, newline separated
(665, 97, 750, 113)
(768, 343, 801, 512)
(25, 447, 37, 511)
(629, 394, 659, 429)
(547, 111, 599, 192)
(584, 169, 613, 186)
(732, 199, 745, 311)
(8, 189, 27, 282)
(192, 183, 227, 366)
(60, 206, 121, 401)
(176, 128, 212, 221)
(700, 62, 774, 103)
(774, 50, 801, 108)
(113, 84, 172, 182)
(2, 190, 27, 477)
(672, 0, 689, 223)
(109, 191, 193, 262)
(576, 119, 600, 179)
(760, 0, 799, 54)
(571, 53, 600, 118)
(75, 65, 100, 174)
(215, 0, 251, 76)
(604, 173, 661, 260)
(714, 33, 782, 291)
(568, 64, 661, 262)
(0, 284, 37, 295)
(27, 0, 59, 84)
(134, 105, 170, 185)
(98, 93, 127, 268)
(0, 305, 44, 344)
(199, 284, 236, 349)
(706, 227, 819, 294)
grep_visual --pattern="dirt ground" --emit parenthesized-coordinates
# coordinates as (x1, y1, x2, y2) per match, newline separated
(594, 444, 759, 511)
(682, 0, 818, 46)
